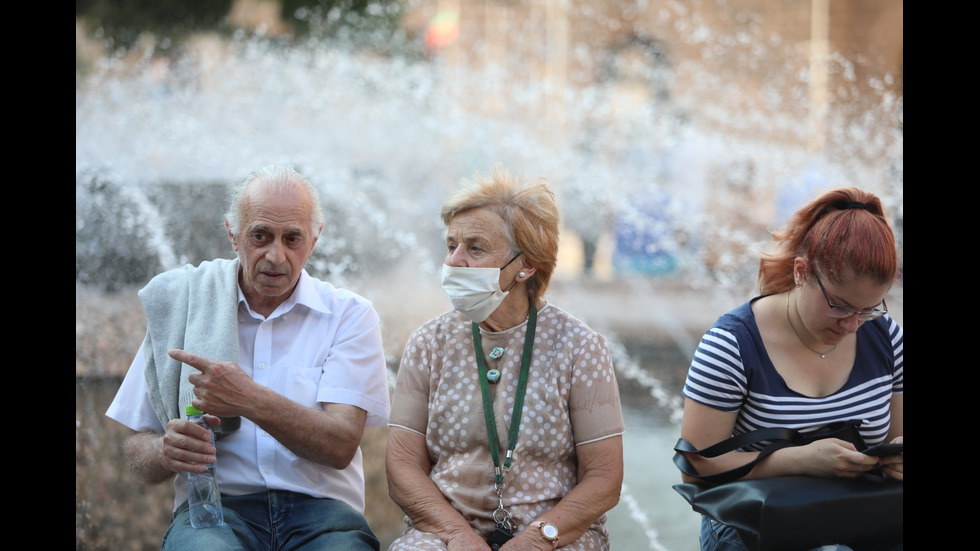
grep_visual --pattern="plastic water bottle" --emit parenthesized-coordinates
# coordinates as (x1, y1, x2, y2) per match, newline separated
(185, 405, 224, 528)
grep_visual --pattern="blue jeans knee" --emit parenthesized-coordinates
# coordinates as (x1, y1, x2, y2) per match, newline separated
(162, 491, 379, 551)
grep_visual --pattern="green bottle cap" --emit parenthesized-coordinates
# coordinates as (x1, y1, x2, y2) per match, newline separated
(185, 405, 205, 416)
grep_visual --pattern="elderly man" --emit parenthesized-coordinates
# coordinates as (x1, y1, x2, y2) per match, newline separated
(106, 165, 391, 550)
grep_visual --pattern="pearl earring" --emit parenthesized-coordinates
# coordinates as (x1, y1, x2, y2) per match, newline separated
(519, 271, 526, 278)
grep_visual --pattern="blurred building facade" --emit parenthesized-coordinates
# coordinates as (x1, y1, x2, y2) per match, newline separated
(400, 0, 902, 278)
(403, 0, 902, 156)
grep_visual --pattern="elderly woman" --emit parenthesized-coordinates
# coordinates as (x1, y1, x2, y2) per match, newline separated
(386, 166, 625, 551)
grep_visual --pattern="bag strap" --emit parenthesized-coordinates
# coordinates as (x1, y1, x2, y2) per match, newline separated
(673, 419, 865, 485)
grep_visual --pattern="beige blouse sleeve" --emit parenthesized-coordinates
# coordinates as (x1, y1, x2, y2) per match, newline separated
(389, 327, 433, 435)
(567, 331, 626, 445)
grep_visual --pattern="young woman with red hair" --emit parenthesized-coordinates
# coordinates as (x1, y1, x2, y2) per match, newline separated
(678, 188, 903, 551)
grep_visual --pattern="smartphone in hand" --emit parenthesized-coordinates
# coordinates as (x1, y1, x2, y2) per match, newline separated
(487, 528, 513, 551)
(862, 442, 903, 457)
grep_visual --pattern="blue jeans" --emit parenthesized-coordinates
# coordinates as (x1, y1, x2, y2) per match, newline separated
(161, 490, 380, 551)
(699, 516, 901, 551)
(699, 516, 747, 551)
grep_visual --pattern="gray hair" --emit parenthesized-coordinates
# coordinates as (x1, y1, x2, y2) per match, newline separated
(225, 165, 324, 236)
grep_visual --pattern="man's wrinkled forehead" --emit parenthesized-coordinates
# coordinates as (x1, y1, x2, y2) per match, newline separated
(238, 180, 316, 231)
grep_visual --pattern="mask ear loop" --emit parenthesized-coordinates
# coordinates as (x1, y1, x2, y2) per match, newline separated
(504, 276, 523, 293)
(502, 252, 525, 293)
(501, 252, 522, 270)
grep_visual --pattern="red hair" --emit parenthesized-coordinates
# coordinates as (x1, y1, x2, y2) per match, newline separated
(759, 188, 897, 294)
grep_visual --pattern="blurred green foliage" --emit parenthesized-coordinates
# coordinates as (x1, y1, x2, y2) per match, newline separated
(282, 0, 407, 36)
(76, 0, 236, 47)
(76, 0, 409, 51)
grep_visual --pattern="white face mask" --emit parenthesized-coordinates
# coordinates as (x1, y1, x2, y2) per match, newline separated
(441, 264, 509, 323)
(441, 253, 521, 323)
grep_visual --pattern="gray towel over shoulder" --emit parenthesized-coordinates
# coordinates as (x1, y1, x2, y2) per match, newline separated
(139, 258, 241, 434)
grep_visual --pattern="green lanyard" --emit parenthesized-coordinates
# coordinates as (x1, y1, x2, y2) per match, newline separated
(471, 302, 537, 531)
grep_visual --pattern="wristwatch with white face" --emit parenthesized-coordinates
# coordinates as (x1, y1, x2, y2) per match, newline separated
(530, 521, 559, 548)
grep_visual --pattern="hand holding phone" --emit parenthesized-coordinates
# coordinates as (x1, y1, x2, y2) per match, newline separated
(487, 527, 513, 550)
(862, 442, 903, 457)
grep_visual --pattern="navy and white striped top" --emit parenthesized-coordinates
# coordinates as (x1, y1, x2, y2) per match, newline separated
(682, 298, 904, 449)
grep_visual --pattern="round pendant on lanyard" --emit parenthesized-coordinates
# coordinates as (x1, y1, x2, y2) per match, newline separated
(472, 302, 537, 535)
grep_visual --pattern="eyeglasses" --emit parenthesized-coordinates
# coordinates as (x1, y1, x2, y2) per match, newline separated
(812, 273, 888, 321)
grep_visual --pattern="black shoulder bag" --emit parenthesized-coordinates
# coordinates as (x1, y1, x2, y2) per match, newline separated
(671, 420, 903, 551)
